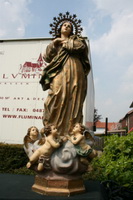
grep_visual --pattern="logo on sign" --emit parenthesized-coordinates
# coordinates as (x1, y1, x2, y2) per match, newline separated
(19, 53, 47, 74)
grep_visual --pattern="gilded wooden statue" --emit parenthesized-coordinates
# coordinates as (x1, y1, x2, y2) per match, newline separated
(23, 12, 100, 196)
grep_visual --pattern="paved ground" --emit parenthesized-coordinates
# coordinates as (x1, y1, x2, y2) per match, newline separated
(0, 173, 108, 200)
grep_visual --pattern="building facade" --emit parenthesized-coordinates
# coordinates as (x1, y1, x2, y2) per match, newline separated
(119, 109, 133, 132)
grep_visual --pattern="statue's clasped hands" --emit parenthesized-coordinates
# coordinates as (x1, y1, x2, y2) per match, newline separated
(53, 38, 68, 47)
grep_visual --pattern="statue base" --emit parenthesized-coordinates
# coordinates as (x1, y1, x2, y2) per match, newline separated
(32, 171, 86, 196)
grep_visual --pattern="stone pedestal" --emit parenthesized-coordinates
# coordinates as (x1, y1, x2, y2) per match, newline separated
(32, 172, 86, 196)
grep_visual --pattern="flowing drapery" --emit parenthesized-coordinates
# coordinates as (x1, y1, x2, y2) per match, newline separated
(40, 35, 90, 136)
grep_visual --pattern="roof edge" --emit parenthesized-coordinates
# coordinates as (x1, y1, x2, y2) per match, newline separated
(0, 36, 88, 43)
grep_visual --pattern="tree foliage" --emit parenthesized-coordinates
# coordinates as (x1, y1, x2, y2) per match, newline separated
(94, 108, 102, 123)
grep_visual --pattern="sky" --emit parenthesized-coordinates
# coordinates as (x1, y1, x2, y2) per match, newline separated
(0, 0, 133, 122)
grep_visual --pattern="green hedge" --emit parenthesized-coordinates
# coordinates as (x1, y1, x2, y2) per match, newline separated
(0, 143, 35, 175)
(83, 132, 133, 190)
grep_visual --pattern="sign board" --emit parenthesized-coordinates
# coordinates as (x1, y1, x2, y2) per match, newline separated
(0, 38, 94, 144)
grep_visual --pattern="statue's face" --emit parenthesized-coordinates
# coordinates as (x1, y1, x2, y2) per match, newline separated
(30, 127, 38, 137)
(61, 22, 72, 37)
(73, 123, 81, 133)
(51, 125, 58, 136)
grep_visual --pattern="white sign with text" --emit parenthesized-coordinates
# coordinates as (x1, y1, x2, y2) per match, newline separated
(0, 38, 94, 144)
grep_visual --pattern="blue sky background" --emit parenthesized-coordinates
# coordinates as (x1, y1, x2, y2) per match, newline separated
(0, 0, 133, 122)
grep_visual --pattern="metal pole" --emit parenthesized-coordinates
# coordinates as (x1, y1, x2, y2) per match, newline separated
(105, 117, 108, 136)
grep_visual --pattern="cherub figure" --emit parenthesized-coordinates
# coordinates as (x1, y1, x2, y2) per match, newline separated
(24, 126, 43, 158)
(26, 125, 61, 171)
(68, 123, 97, 165)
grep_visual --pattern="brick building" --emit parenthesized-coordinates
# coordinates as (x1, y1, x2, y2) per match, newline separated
(94, 120, 121, 135)
(119, 109, 133, 132)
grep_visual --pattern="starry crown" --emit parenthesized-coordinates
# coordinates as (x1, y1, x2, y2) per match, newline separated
(49, 12, 83, 37)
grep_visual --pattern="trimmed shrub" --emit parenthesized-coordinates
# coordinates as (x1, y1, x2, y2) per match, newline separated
(0, 143, 35, 175)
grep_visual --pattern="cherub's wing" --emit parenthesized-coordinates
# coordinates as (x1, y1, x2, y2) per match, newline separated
(84, 131, 104, 151)
(84, 130, 95, 141)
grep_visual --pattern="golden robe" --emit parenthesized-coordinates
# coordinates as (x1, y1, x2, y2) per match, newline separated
(40, 35, 91, 136)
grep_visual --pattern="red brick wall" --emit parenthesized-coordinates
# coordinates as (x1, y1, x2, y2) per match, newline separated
(121, 118, 127, 128)
(129, 113, 133, 130)
(120, 112, 133, 131)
